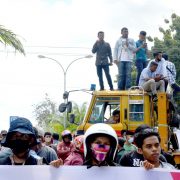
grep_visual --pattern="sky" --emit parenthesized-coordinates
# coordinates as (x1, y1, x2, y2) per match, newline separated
(0, 0, 180, 131)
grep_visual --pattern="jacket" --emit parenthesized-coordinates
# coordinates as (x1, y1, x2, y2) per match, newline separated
(113, 37, 136, 62)
(0, 153, 38, 165)
(64, 151, 84, 165)
(92, 40, 113, 66)
(57, 141, 75, 161)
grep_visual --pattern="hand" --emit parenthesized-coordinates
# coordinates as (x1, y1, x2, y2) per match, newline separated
(114, 60, 118, 65)
(154, 75, 162, 82)
(109, 62, 113, 66)
(143, 160, 155, 170)
(142, 43, 147, 48)
(50, 159, 63, 168)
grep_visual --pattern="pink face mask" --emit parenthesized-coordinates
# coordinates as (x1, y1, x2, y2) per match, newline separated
(91, 143, 110, 162)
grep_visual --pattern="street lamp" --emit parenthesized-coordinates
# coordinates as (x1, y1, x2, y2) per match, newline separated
(38, 54, 93, 128)
(38, 54, 93, 92)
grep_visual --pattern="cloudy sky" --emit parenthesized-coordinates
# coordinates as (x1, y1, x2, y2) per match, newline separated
(0, 0, 179, 131)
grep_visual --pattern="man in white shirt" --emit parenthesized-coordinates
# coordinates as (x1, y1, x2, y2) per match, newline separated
(147, 51, 168, 91)
(114, 27, 136, 90)
(139, 61, 165, 101)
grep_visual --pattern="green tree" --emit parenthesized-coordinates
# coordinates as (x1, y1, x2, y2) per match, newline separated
(33, 94, 87, 134)
(151, 13, 180, 84)
(0, 25, 25, 55)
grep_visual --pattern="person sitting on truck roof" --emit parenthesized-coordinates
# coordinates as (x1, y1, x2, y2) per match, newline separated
(106, 110, 120, 124)
(139, 61, 165, 102)
(135, 128, 175, 169)
(83, 123, 118, 168)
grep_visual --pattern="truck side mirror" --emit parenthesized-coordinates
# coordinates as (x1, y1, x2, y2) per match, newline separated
(67, 101, 72, 113)
(59, 103, 67, 113)
(69, 114, 75, 124)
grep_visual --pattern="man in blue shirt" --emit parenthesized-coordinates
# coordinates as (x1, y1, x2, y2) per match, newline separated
(135, 31, 148, 85)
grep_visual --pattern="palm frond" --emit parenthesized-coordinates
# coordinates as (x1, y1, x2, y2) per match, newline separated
(0, 25, 25, 55)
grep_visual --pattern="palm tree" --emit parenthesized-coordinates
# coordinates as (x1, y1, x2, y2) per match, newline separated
(0, 25, 25, 55)
(72, 102, 87, 124)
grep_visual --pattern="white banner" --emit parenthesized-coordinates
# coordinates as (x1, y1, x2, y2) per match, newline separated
(0, 166, 180, 180)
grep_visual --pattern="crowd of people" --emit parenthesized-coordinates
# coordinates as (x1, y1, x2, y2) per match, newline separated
(0, 117, 178, 170)
(92, 28, 180, 99)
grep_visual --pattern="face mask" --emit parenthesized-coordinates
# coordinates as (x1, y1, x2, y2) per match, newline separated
(91, 143, 110, 162)
(44, 137, 51, 143)
(128, 137, 134, 144)
(9, 139, 30, 154)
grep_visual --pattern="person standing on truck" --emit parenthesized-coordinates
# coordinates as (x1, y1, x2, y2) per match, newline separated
(113, 27, 136, 90)
(83, 123, 118, 168)
(134, 31, 148, 85)
(92, 31, 114, 91)
(162, 53, 180, 94)
(139, 61, 165, 102)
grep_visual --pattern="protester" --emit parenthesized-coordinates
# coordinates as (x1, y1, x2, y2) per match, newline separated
(106, 109, 120, 124)
(139, 61, 165, 102)
(122, 130, 137, 153)
(114, 27, 136, 90)
(32, 127, 58, 164)
(51, 132, 60, 152)
(92, 31, 114, 91)
(135, 31, 148, 85)
(44, 132, 53, 147)
(135, 129, 175, 169)
(0, 117, 41, 165)
(57, 130, 75, 162)
(1, 130, 7, 141)
(83, 123, 118, 168)
(120, 124, 151, 167)
(64, 135, 84, 165)
(115, 137, 126, 164)
(162, 53, 180, 94)
(52, 133, 60, 146)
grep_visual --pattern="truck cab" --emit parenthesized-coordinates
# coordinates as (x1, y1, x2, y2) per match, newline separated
(74, 87, 180, 166)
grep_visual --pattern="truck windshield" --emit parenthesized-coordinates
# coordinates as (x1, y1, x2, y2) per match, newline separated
(89, 97, 120, 124)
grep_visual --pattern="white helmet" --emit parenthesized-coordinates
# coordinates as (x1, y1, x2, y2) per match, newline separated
(84, 123, 118, 163)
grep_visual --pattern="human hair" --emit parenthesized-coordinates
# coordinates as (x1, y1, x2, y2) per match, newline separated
(44, 132, 52, 137)
(52, 133, 59, 140)
(98, 31, 104, 36)
(118, 137, 125, 147)
(150, 61, 158, 67)
(140, 31, 146, 36)
(153, 51, 162, 58)
(162, 53, 168, 60)
(134, 124, 151, 134)
(112, 110, 120, 116)
(121, 27, 128, 33)
(135, 129, 161, 148)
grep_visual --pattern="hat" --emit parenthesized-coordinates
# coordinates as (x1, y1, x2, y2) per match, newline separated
(2, 117, 37, 147)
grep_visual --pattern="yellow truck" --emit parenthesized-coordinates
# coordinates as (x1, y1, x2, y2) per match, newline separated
(68, 87, 180, 167)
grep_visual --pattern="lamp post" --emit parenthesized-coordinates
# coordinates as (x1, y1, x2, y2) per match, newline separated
(38, 54, 93, 128)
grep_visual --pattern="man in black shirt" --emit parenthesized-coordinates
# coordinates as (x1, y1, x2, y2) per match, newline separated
(92, 31, 114, 91)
